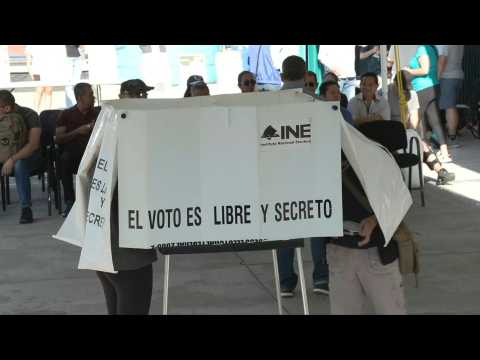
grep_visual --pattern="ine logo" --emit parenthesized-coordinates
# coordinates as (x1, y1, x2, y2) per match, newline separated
(261, 124, 311, 140)
(261, 126, 280, 140)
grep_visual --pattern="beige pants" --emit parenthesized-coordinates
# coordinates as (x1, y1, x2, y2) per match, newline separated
(327, 243, 407, 315)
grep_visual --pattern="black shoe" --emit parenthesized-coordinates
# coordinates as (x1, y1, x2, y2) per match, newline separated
(436, 169, 455, 185)
(313, 282, 330, 295)
(19, 207, 33, 224)
(280, 288, 295, 298)
(62, 202, 73, 218)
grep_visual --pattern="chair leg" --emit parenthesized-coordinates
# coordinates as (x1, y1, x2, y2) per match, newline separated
(6, 175, 10, 205)
(1, 175, 6, 211)
(41, 173, 46, 193)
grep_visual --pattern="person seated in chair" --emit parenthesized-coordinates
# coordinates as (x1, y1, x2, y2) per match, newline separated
(347, 72, 390, 126)
(55, 83, 100, 217)
(0, 90, 43, 224)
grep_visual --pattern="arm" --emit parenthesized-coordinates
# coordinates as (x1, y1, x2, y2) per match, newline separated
(358, 215, 378, 247)
(55, 124, 92, 144)
(359, 46, 378, 60)
(438, 55, 447, 79)
(405, 54, 430, 76)
(1, 127, 42, 176)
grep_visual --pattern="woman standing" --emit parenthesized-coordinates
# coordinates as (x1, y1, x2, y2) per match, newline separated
(403, 45, 452, 163)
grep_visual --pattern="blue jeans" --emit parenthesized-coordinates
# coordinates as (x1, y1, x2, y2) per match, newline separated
(339, 78, 358, 101)
(65, 57, 83, 108)
(14, 152, 44, 209)
(277, 237, 329, 290)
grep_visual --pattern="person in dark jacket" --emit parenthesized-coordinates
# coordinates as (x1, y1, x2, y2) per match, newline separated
(95, 79, 158, 315)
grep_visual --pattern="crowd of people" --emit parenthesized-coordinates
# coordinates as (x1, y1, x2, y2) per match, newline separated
(0, 45, 465, 315)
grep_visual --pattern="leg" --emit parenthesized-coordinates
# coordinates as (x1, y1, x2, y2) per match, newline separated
(357, 248, 407, 315)
(96, 271, 117, 315)
(108, 264, 154, 315)
(327, 244, 367, 314)
(59, 150, 82, 206)
(276, 245, 298, 291)
(311, 237, 329, 286)
(44, 86, 53, 111)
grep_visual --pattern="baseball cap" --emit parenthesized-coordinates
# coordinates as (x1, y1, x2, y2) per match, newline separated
(120, 79, 154, 94)
(186, 75, 205, 87)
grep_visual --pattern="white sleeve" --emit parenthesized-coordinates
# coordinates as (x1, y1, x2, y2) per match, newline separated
(436, 45, 448, 56)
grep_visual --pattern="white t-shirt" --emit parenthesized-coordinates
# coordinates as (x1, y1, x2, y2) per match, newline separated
(347, 93, 391, 121)
(318, 45, 356, 78)
(437, 45, 464, 79)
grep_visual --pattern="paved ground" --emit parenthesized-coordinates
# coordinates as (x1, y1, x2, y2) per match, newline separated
(1, 127, 480, 315)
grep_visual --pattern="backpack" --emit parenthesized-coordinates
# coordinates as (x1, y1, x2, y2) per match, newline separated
(0, 112, 28, 163)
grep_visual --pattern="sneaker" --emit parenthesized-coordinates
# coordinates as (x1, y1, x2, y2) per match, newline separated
(313, 283, 330, 295)
(280, 289, 294, 298)
(19, 207, 33, 224)
(448, 135, 462, 149)
(436, 152, 453, 163)
(436, 169, 455, 185)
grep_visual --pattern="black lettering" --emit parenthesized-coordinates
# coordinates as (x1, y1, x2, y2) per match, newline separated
(300, 124, 311, 138)
(194, 207, 201, 225)
(165, 209, 173, 227)
(91, 178, 97, 191)
(148, 210, 156, 229)
(299, 201, 306, 220)
(214, 206, 221, 225)
(324, 199, 332, 218)
(283, 201, 290, 221)
(128, 210, 135, 229)
(261, 204, 269, 223)
(307, 200, 314, 219)
(135, 210, 143, 229)
(244, 205, 251, 224)
(94, 215, 101, 226)
(235, 205, 243, 224)
(157, 210, 165, 229)
(315, 200, 323, 218)
(173, 208, 181, 227)
(187, 207, 194, 226)
(290, 201, 298, 220)
(226, 206, 233, 224)
(285, 125, 299, 139)
(100, 197, 106, 209)
(97, 158, 108, 172)
(275, 203, 282, 221)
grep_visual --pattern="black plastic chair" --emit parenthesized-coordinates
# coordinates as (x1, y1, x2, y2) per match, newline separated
(358, 120, 425, 206)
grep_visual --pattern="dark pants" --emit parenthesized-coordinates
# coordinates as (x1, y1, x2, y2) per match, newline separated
(96, 264, 153, 315)
(59, 147, 84, 204)
(277, 237, 329, 290)
(417, 86, 446, 146)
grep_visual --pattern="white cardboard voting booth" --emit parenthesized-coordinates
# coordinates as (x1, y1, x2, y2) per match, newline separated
(54, 90, 412, 276)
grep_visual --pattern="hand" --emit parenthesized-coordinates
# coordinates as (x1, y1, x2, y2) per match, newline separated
(76, 123, 93, 135)
(1, 158, 15, 176)
(358, 215, 378, 247)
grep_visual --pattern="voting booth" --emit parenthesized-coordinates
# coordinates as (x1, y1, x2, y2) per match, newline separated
(54, 90, 412, 314)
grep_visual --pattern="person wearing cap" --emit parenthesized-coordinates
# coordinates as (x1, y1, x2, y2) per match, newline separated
(119, 79, 154, 99)
(55, 82, 100, 217)
(184, 75, 206, 97)
(237, 71, 256, 93)
(95, 79, 157, 315)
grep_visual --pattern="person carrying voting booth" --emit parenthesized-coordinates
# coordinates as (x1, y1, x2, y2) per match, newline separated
(328, 141, 408, 315)
(276, 55, 331, 297)
(95, 79, 158, 315)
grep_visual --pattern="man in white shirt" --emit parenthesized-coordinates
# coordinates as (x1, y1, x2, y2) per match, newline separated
(437, 45, 464, 147)
(348, 72, 390, 126)
(318, 45, 357, 100)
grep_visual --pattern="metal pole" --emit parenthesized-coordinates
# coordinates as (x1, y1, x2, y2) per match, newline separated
(380, 45, 388, 100)
(271, 249, 283, 315)
(163, 255, 170, 315)
(295, 247, 309, 315)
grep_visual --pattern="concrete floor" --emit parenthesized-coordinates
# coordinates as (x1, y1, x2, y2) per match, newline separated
(1, 129, 480, 315)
